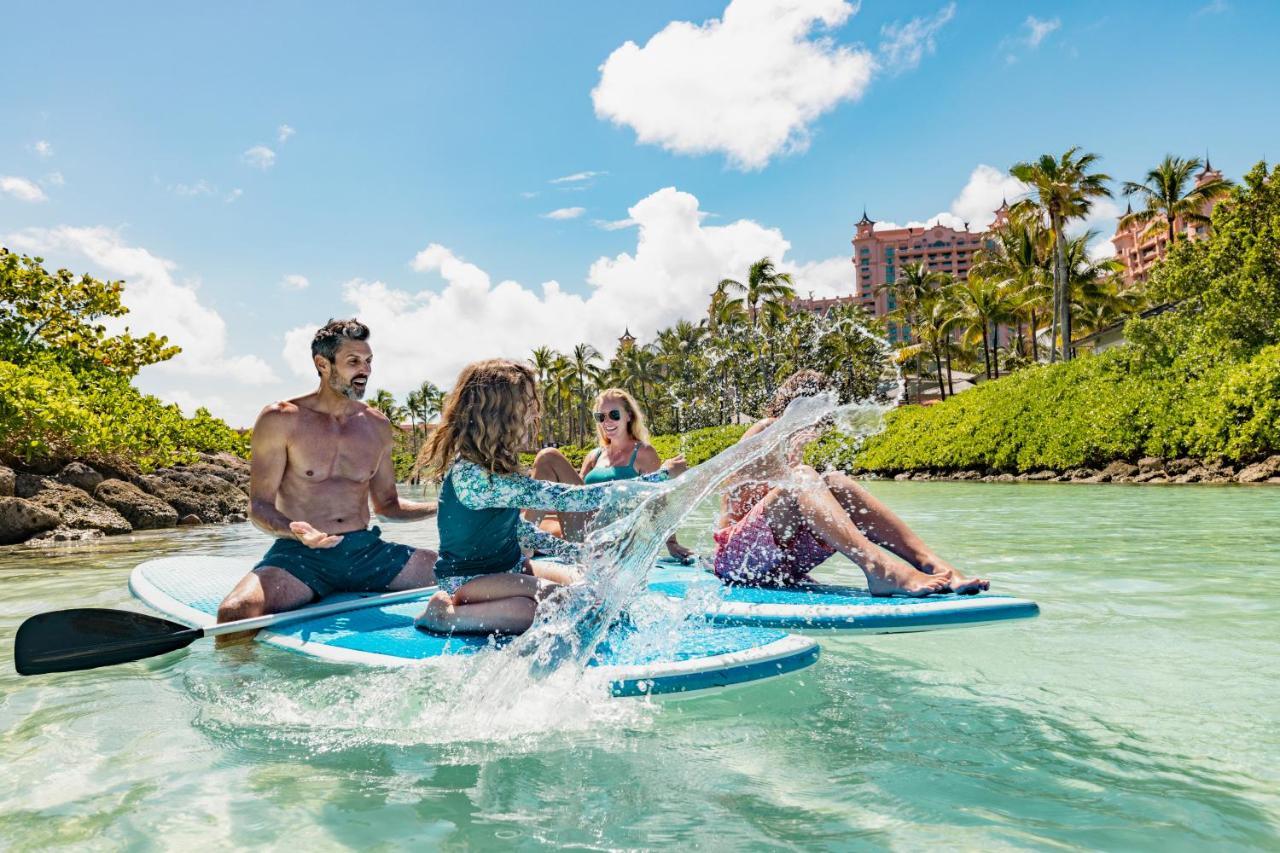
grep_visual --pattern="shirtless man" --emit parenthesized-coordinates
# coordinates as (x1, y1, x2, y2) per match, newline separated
(713, 370, 988, 596)
(217, 318, 438, 630)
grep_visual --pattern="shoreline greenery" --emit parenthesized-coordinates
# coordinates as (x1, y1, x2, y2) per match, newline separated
(844, 160, 1280, 474)
(0, 249, 249, 472)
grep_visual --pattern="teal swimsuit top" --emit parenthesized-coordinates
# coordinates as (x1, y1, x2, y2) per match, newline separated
(583, 444, 641, 484)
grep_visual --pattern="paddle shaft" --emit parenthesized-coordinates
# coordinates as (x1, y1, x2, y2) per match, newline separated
(200, 584, 440, 638)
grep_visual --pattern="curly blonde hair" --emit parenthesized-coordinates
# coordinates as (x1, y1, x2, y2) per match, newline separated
(418, 359, 540, 478)
(593, 387, 651, 447)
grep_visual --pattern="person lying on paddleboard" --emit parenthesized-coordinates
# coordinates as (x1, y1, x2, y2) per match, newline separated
(217, 319, 440, 637)
(527, 386, 695, 563)
(414, 359, 687, 635)
(714, 370, 988, 597)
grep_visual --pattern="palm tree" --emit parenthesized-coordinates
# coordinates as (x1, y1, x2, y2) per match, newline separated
(877, 262, 944, 402)
(972, 210, 1053, 362)
(569, 343, 602, 445)
(718, 257, 796, 328)
(1121, 155, 1233, 248)
(369, 388, 407, 425)
(1011, 147, 1113, 362)
(951, 274, 1019, 380)
(707, 282, 747, 335)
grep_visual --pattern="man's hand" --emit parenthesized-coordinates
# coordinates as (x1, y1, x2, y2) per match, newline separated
(289, 521, 344, 549)
(661, 455, 688, 478)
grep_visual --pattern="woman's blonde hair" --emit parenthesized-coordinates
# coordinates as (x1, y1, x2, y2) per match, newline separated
(418, 359, 540, 478)
(593, 387, 651, 447)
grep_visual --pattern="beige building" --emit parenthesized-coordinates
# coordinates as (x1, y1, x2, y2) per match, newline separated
(1111, 159, 1225, 286)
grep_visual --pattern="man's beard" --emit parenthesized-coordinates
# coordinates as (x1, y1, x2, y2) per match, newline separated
(329, 372, 367, 400)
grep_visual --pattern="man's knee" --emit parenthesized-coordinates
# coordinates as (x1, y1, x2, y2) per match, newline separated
(217, 592, 264, 623)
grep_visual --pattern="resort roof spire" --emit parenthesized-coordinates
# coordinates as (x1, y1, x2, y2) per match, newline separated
(857, 207, 874, 226)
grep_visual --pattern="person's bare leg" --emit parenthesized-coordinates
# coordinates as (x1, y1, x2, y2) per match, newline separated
(526, 448, 589, 541)
(760, 467, 947, 597)
(215, 567, 316, 646)
(527, 558, 581, 586)
(415, 572, 560, 635)
(821, 470, 989, 594)
(385, 548, 439, 590)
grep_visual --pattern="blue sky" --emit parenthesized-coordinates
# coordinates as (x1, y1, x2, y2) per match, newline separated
(2, 0, 1276, 426)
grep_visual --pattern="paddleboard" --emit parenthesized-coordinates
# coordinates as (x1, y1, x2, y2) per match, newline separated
(648, 558, 1040, 633)
(129, 557, 818, 698)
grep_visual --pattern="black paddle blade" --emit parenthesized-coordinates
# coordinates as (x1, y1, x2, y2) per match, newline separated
(14, 608, 202, 676)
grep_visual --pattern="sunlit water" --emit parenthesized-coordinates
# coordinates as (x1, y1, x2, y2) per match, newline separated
(2, 482, 1278, 849)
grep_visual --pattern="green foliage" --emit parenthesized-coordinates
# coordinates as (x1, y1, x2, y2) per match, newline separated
(0, 248, 180, 377)
(0, 357, 248, 471)
(837, 162, 1280, 473)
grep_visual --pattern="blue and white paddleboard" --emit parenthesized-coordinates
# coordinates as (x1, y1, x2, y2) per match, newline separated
(648, 559, 1040, 633)
(129, 557, 819, 698)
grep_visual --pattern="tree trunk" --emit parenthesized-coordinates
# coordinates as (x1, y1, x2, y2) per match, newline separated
(1055, 213, 1071, 362)
(945, 348, 954, 396)
(934, 349, 946, 400)
(1029, 309, 1040, 362)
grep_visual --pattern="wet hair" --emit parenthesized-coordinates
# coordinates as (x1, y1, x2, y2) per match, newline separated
(417, 359, 540, 478)
(311, 318, 370, 373)
(593, 387, 651, 447)
(763, 370, 834, 419)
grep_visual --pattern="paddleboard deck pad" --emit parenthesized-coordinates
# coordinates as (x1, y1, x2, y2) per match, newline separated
(648, 559, 1040, 633)
(129, 557, 818, 698)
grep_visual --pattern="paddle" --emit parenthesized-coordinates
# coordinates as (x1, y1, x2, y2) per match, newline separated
(13, 585, 439, 676)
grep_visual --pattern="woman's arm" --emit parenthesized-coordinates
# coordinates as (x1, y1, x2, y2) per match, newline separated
(452, 459, 637, 513)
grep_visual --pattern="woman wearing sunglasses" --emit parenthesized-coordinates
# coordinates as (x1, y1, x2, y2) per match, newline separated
(529, 387, 695, 563)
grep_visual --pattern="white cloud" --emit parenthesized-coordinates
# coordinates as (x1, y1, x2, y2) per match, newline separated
(784, 256, 855, 300)
(171, 179, 215, 197)
(224, 188, 243, 203)
(1087, 236, 1117, 261)
(871, 164, 1029, 233)
(1024, 15, 1061, 47)
(594, 217, 637, 231)
(281, 273, 310, 290)
(277, 124, 295, 144)
(520, 191, 540, 199)
(1196, 0, 1230, 15)
(43, 171, 65, 187)
(1, 176, 47, 202)
(878, 3, 956, 73)
(550, 171, 607, 184)
(243, 145, 276, 169)
(31, 140, 54, 158)
(542, 206, 586, 220)
(283, 187, 800, 393)
(2, 226, 279, 392)
(592, 0, 875, 170)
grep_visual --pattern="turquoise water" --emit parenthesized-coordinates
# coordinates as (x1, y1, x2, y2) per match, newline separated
(1, 482, 1277, 849)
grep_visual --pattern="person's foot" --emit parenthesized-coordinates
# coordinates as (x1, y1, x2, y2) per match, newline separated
(917, 557, 989, 595)
(863, 557, 949, 598)
(414, 591, 455, 632)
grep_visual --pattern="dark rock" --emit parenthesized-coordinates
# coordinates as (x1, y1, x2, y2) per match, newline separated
(0, 465, 13, 497)
(1146, 475, 1170, 484)
(893, 472, 913, 481)
(178, 513, 202, 526)
(1065, 468, 1097, 481)
(94, 479, 179, 530)
(55, 461, 104, 493)
(1137, 456, 1165, 473)
(227, 512, 248, 524)
(1165, 458, 1196, 475)
(1267, 477, 1280, 485)
(1236, 455, 1280, 483)
(13, 472, 54, 499)
(994, 473, 1015, 482)
(28, 483, 132, 535)
(139, 470, 248, 522)
(1100, 461, 1139, 480)
(0, 496, 62, 544)
(1173, 468, 1207, 484)
(1133, 470, 1164, 483)
(183, 461, 249, 488)
(952, 470, 981, 481)
(27, 526, 105, 545)
(1026, 470, 1057, 481)
(200, 451, 249, 473)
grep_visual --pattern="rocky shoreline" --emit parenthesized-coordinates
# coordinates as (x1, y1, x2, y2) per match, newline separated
(0, 453, 250, 546)
(863, 455, 1280, 485)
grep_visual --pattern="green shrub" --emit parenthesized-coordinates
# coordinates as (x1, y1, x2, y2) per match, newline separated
(0, 357, 248, 471)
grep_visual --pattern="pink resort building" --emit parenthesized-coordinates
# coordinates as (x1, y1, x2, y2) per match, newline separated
(1111, 159, 1226, 286)
(793, 202, 1012, 345)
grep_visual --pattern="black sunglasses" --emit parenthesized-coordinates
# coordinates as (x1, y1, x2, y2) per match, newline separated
(593, 409, 624, 423)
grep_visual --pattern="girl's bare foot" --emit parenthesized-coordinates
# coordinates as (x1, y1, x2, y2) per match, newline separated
(917, 558, 989, 595)
(863, 557, 949, 598)
(414, 591, 455, 632)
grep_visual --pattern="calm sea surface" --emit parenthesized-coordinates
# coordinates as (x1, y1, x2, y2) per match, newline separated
(1, 482, 1277, 850)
